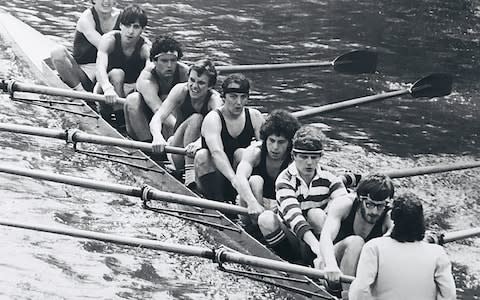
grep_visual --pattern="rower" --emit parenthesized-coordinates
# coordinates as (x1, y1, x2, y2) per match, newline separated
(234, 109, 300, 227)
(257, 125, 349, 266)
(50, 0, 121, 92)
(94, 4, 150, 128)
(319, 173, 395, 297)
(349, 194, 456, 300)
(124, 36, 189, 142)
(150, 59, 222, 184)
(194, 73, 265, 202)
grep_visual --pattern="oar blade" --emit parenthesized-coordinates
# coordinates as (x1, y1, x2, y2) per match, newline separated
(332, 50, 378, 74)
(410, 73, 453, 98)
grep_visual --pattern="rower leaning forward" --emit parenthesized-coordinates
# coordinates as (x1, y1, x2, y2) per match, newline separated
(50, 0, 122, 92)
(124, 36, 189, 142)
(234, 109, 300, 229)
(95, 4, 150, 128)
(149, 59, 223, 185)
(194, 74, 265, 203)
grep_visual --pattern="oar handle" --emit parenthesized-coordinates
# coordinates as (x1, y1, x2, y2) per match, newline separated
(1, 80, 126, 105)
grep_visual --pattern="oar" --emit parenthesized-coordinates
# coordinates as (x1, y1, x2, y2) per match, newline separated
(292, 73, 453, 119)
(385, 161, 480, 178)
(216, 50, 377, 74)
(0, 166, 247, 216)
(425, 227, 480, 245)
(0, 79, 126, 105)
(0, 123, 187, 156)
(442, 227, 480, 244)
(0, 218, 355, 283)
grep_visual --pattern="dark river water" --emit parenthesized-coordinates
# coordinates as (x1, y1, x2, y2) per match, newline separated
(0, 0, 479, 299)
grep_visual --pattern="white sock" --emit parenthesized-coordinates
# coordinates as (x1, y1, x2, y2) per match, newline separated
(73, 83, 86, 92)
(184, 164, 195, 187)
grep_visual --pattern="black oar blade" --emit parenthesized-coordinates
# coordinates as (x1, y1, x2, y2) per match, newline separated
(410, 73, 453, 98)
(332, 50, 378, 74)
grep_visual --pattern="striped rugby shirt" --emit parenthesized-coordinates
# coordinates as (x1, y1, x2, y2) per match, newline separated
(276, 162, 348, 239)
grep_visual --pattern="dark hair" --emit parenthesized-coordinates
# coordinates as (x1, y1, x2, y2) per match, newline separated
(356, 173, 394, 202)
(292, 125, 324, 151)
(390, 193, 425, 242)
(188, 59, 217, 87)
(221, 73, 250, 97)
(119, 5, 148, 28)
(260, 109, 300, 153)
(150, 36, 183, 61)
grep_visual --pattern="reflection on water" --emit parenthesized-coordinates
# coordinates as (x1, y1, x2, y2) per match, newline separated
(1, 0, 480, 299)
(5, 0, 480, 155)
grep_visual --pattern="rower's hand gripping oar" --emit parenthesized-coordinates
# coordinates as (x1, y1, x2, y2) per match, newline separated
(0, 79, 126, 105)
(292, 73, 453, 119)
(216, 49, 377, 74)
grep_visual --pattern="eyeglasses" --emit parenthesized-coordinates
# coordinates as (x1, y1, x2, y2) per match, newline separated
(359, 195, 389, 210)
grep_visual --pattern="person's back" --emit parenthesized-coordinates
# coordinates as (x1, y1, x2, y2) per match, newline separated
(358, 237, 453, 300)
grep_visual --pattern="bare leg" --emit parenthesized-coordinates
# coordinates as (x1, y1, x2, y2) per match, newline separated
(169, 113, 203, 170)
(50, 45, 92, 90)
(306, 208, 327, 236)
(124, 92, 153, 141)
(334, 236, 365, 291)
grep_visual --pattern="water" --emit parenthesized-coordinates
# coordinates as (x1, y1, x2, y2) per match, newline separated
(0, 0, 479, 298)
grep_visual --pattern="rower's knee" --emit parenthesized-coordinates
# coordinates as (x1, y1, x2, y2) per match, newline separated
(249, 175, 264, 192)
(185, 113, 204, 127)
(50, 45, 68, 62)
(306, 208, 327, 234)
(343, 235, 365, 256)
(108, 69, 125, 85)
(194, 149, 215, 178)
(124, 92, 142, 115)
(257, 210, 279, 235)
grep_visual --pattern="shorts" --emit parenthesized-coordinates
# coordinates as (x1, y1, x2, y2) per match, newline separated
(276, 220, 316, 266)
(79, 63, 96, 82)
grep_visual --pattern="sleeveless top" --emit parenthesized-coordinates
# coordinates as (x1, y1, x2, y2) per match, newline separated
(107, 32, 146, 83)
(252, 144, 291, 199)
(333, 198, 390, 244)
(73, 7, 120, 64)
(202, 108, 255, 163)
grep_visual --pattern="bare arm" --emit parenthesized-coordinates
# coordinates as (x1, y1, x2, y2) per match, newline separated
(136, 65, 163, 112)
(235, 145, 262, 207)
(76, 10, 102, 48)
(249, 108, 265, 140)
(319, 194, 354, 279)
(150, 83, 187, 149)
(96, 32, 115, 92)
(201, 111, 236, 182)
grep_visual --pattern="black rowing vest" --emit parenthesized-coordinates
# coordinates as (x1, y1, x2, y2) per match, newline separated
(333, 198, 389, 244)
(252, 144, 291, 199)
(73, 7, 120, 64)
(107, 32, 146, 83)
(174, 90, 211, 130)
(202, 108, 255, 163)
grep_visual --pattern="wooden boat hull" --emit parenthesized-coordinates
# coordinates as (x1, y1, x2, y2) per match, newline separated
(0, 8, 331, 299)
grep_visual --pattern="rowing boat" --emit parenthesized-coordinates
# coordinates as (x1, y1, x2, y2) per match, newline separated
(0, 8, 334, 299)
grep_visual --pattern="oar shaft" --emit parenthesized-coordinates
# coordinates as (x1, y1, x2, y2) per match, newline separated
(385, 161, 480, 178)
(442, 228, 480, 244)
(0, 219, 354, 283)
(6, 81, 126, 105)
(0, 218, 214, 258)
(0, 123, 187, 156)
(292, 89, 409, 119)
(0, 166, 248, 215)
(216, 61, 331, 73)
